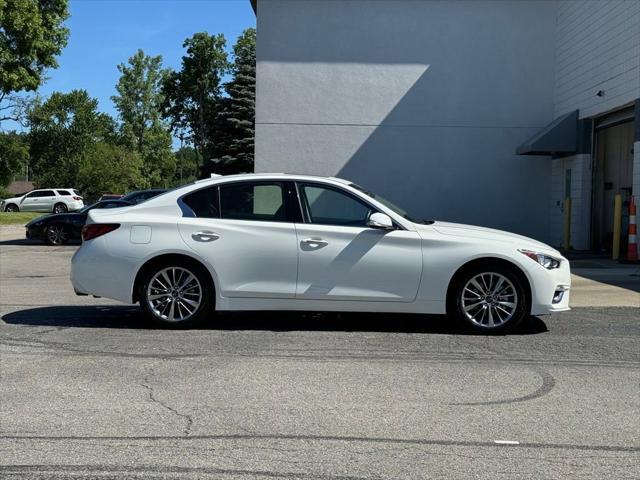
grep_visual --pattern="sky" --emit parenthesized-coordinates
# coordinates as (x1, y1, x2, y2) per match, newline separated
(13, 0, 256, 132)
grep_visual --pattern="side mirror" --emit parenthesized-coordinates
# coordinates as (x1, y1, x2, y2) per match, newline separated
(367, 212, 394, 230)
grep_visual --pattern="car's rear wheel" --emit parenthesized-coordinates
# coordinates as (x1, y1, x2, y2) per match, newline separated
(53, 203, 67, 214)
(5, 204, 18, 212)
(449, 265, 528, 333)
(46, 224, 68, 245)
(139, 260, 213, 327)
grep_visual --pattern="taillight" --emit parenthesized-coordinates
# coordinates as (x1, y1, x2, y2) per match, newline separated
(82, 223, 120, 241)
(73, 196, 83, 201)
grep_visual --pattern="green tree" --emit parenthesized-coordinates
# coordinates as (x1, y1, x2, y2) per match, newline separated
(161, 32, 228, 163)
(173, 145, 201, 186)
(77, 142, 144, 200)
(203, 28, 256, 175)
(112, 49, 175, 186)
(27, 89, 115, 187)
(0, 0, 70, 126)
(0, 130, 28, 187)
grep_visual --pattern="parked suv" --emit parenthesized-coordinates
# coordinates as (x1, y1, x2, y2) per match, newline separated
(1, 189, 84, 213)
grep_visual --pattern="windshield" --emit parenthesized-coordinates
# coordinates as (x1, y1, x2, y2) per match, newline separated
(349, 183, 432, 224)
(78, 203, 97, 214)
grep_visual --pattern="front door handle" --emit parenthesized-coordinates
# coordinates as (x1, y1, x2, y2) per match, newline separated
(192, 231, 219, 242)
(301, 238, 328, 247)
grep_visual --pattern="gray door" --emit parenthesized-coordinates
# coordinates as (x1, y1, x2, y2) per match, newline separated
(592, 121, 634, 250)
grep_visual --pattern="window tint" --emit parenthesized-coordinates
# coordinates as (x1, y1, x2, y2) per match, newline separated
(57, 190, 72, 196)
(300, 184, 373, 227)
(24, 191, 38, 198)
(220, 182, 286, 222)
(40, 190, 55, 197)
(182, 187, 220, 218)
(103, 201, 127, 209)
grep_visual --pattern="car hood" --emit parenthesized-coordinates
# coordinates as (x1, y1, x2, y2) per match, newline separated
(422, 220, 558, 253)
(1, 195, 23, 203)
(26, 212, 80, 226)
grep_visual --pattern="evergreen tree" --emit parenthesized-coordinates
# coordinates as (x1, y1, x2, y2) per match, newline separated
(204, 28, 255, 176)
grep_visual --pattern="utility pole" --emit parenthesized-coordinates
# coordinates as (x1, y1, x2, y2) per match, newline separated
(179, 133, 184, 183)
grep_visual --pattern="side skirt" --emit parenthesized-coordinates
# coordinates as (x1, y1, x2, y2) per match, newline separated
(215, 297, 445, 315)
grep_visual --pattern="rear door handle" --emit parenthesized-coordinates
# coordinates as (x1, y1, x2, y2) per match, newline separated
(192, 231, 219, 242)
(301, 238, 328, 247)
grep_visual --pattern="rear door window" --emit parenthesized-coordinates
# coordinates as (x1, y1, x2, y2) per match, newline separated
(219, 182, 287, 222)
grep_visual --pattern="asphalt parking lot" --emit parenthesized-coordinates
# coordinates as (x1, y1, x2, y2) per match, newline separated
(0, 226, 638, 479)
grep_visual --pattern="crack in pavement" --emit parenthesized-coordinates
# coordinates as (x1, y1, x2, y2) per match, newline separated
(141, 369, 193, 437)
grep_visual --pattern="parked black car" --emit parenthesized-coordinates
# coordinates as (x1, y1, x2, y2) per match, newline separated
(120, 189, 166, 205)
(25, 199, 132, 245)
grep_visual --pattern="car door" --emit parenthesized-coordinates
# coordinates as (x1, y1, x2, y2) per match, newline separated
(295, 182, 422, 302)
(178, 181, 299, 299)
(19, 191, 41, 211)
(39, 190, 57, 211)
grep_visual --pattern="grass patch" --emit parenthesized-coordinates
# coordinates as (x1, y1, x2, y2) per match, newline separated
(0, 212, 43, 226)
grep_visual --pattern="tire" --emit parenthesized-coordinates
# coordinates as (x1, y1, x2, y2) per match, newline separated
(139, 259, 213, 327)
(53, 203, 68, 214)
(46, 224, 68, 245)
(448, 264, 529, 334)
(5, 204, 18, 212)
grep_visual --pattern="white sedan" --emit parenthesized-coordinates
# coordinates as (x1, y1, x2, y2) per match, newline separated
(71, 174, 571, 332)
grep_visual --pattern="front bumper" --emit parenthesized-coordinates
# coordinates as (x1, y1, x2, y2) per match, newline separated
(529, 257, 571, 315)
(25, 225, 46, 241)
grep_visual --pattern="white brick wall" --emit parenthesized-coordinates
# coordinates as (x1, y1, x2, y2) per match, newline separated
(554, 0, 640, 119)
(549, 154, 592, 250)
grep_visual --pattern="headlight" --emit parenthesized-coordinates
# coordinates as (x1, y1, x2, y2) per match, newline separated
(518, 249, 561, 269)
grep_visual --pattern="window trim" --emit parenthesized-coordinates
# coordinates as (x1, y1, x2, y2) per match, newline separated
(178, 185, 221, 219)
(296, 181, 380, 228)
(180, 180, 298, 223)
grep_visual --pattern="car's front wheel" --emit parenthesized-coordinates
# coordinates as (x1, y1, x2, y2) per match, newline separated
(5, 204, 18, 212)
(139, 260, 213, 327)
(449, 265, 529, 333)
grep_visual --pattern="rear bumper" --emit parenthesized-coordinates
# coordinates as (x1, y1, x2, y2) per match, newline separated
(71, 236, 137, 303)
(67, 201, 84, 211)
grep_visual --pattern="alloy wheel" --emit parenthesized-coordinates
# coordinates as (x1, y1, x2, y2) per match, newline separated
(461, 272, 518, 328)
(54, 204, 67, 214)
(146, 267, 203, 322)
(47, 225, 67, 245)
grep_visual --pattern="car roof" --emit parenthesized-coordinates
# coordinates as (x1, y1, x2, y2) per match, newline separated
(194, 173, 352, 185)
(124, 189, 166, 194)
